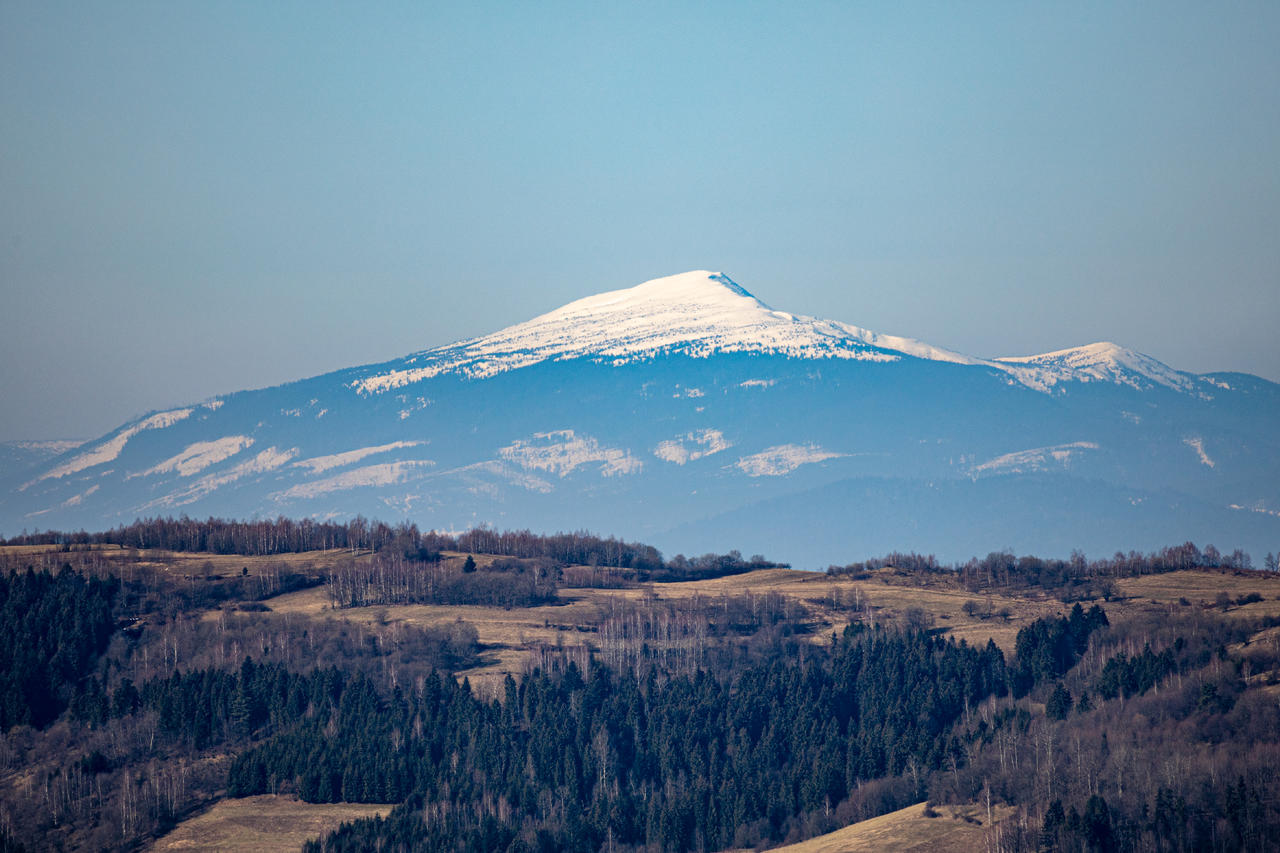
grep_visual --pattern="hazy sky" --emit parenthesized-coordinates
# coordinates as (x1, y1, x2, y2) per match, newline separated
(3, 2, 1278, 442)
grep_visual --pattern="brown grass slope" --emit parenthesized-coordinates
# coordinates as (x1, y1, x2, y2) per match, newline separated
(751, 802, 1017, 853)
(149, 795, 391, 853)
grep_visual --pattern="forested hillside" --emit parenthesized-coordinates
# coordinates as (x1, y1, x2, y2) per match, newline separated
(0, 519, 1278, 851)
(0, 568, 117, 731)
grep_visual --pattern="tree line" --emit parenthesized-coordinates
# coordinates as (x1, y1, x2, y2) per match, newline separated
(829, 541, 1270, 601)
(325, 553, 562, 609)
(3, 517, 788, 582)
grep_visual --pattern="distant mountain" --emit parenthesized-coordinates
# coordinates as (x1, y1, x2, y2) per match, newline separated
(5, 271, 1278, 566)
(0, 440, 84, 491)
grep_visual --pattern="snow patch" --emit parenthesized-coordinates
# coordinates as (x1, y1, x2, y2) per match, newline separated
(971, 442, 1100, 476)
(735, 444, 845, 477)
(398, 397, 433, 420)
(1229, 503, 1280, 518)
(145, 446, 298, 508)
(1184, 437, 1215, 468)
(7, 439, 85, 455)
(654, 429, 732, 465)
(278, 460, 436, 499)
(440, 461, 556, 496)
(31, 409, 193, 485)
(62, 484, 99, 507)
(293, 441, 427, 474)
(500, 430, 641, 478)
(136, 436, 254, 478)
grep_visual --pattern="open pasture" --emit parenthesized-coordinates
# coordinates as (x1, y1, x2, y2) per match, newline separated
(758, 801, 1017, 853)
(149, 795, 391, 852)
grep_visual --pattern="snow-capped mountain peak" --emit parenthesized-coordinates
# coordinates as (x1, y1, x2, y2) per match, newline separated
(350, 271, 1202, 397)
(4, 269, 1276, 564)
(522, 270, 776, 330)
(995, 341, 1199, 392)
(351, 271, 900, 394)
(553, 270, 767, 312)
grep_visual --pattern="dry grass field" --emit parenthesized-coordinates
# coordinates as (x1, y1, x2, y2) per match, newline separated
(1115, 570, 1280, 618)
(263, 583, 607, 692)
(19, 542, 1273, 685)
(260, 565, 1071, 692)
(753, 801, 1017, 853)
(627, 568, 1066, 652)
(149, 795, 391, 852)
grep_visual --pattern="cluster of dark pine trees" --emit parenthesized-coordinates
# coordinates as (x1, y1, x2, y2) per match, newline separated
(1096, 643, 1180, 701)
(1009, 604, 1108, 697)
(211, 626, 1019, 852)
(71, 659, 352, 751)
(1032, 781, 1272, 853)
(0, 567, 118, 730)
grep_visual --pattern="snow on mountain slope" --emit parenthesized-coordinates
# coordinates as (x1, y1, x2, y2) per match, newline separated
(5, 269, 1275, 563)
(995, 342, 1200, 393)
(351, 271, 1203, 396)
(277, 460, 437, 500)
(353, 271, 901, 393)
(500, 430, 642, 478)
(293, 441, 427, 474)
(735, 444, 847, 477)
(139, 446, 299, 510)
(26, 409, 194, 486)
(135, 436, 254, 478)
(970, 442, 1100, 476)
(654, 430, 732, 465)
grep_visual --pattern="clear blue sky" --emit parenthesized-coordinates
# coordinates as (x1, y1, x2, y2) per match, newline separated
(3, 1, 1278, 441)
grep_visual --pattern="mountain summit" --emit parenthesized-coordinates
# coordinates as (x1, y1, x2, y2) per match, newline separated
(352, 270, 1200, 396)
(352, 271, 894, 394)
(4, 271, 1278, 565)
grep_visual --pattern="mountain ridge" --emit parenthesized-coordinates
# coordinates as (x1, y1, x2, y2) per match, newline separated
(4, 270, 1277, 565)
(348, 270, 1207, 397)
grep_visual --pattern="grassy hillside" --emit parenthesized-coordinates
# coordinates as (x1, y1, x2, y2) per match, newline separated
(760, 801, 1017, 853)
(149, 795, 391, 852)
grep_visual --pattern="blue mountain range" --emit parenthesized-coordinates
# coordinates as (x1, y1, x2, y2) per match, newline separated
(5, 271, 1277, 567)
